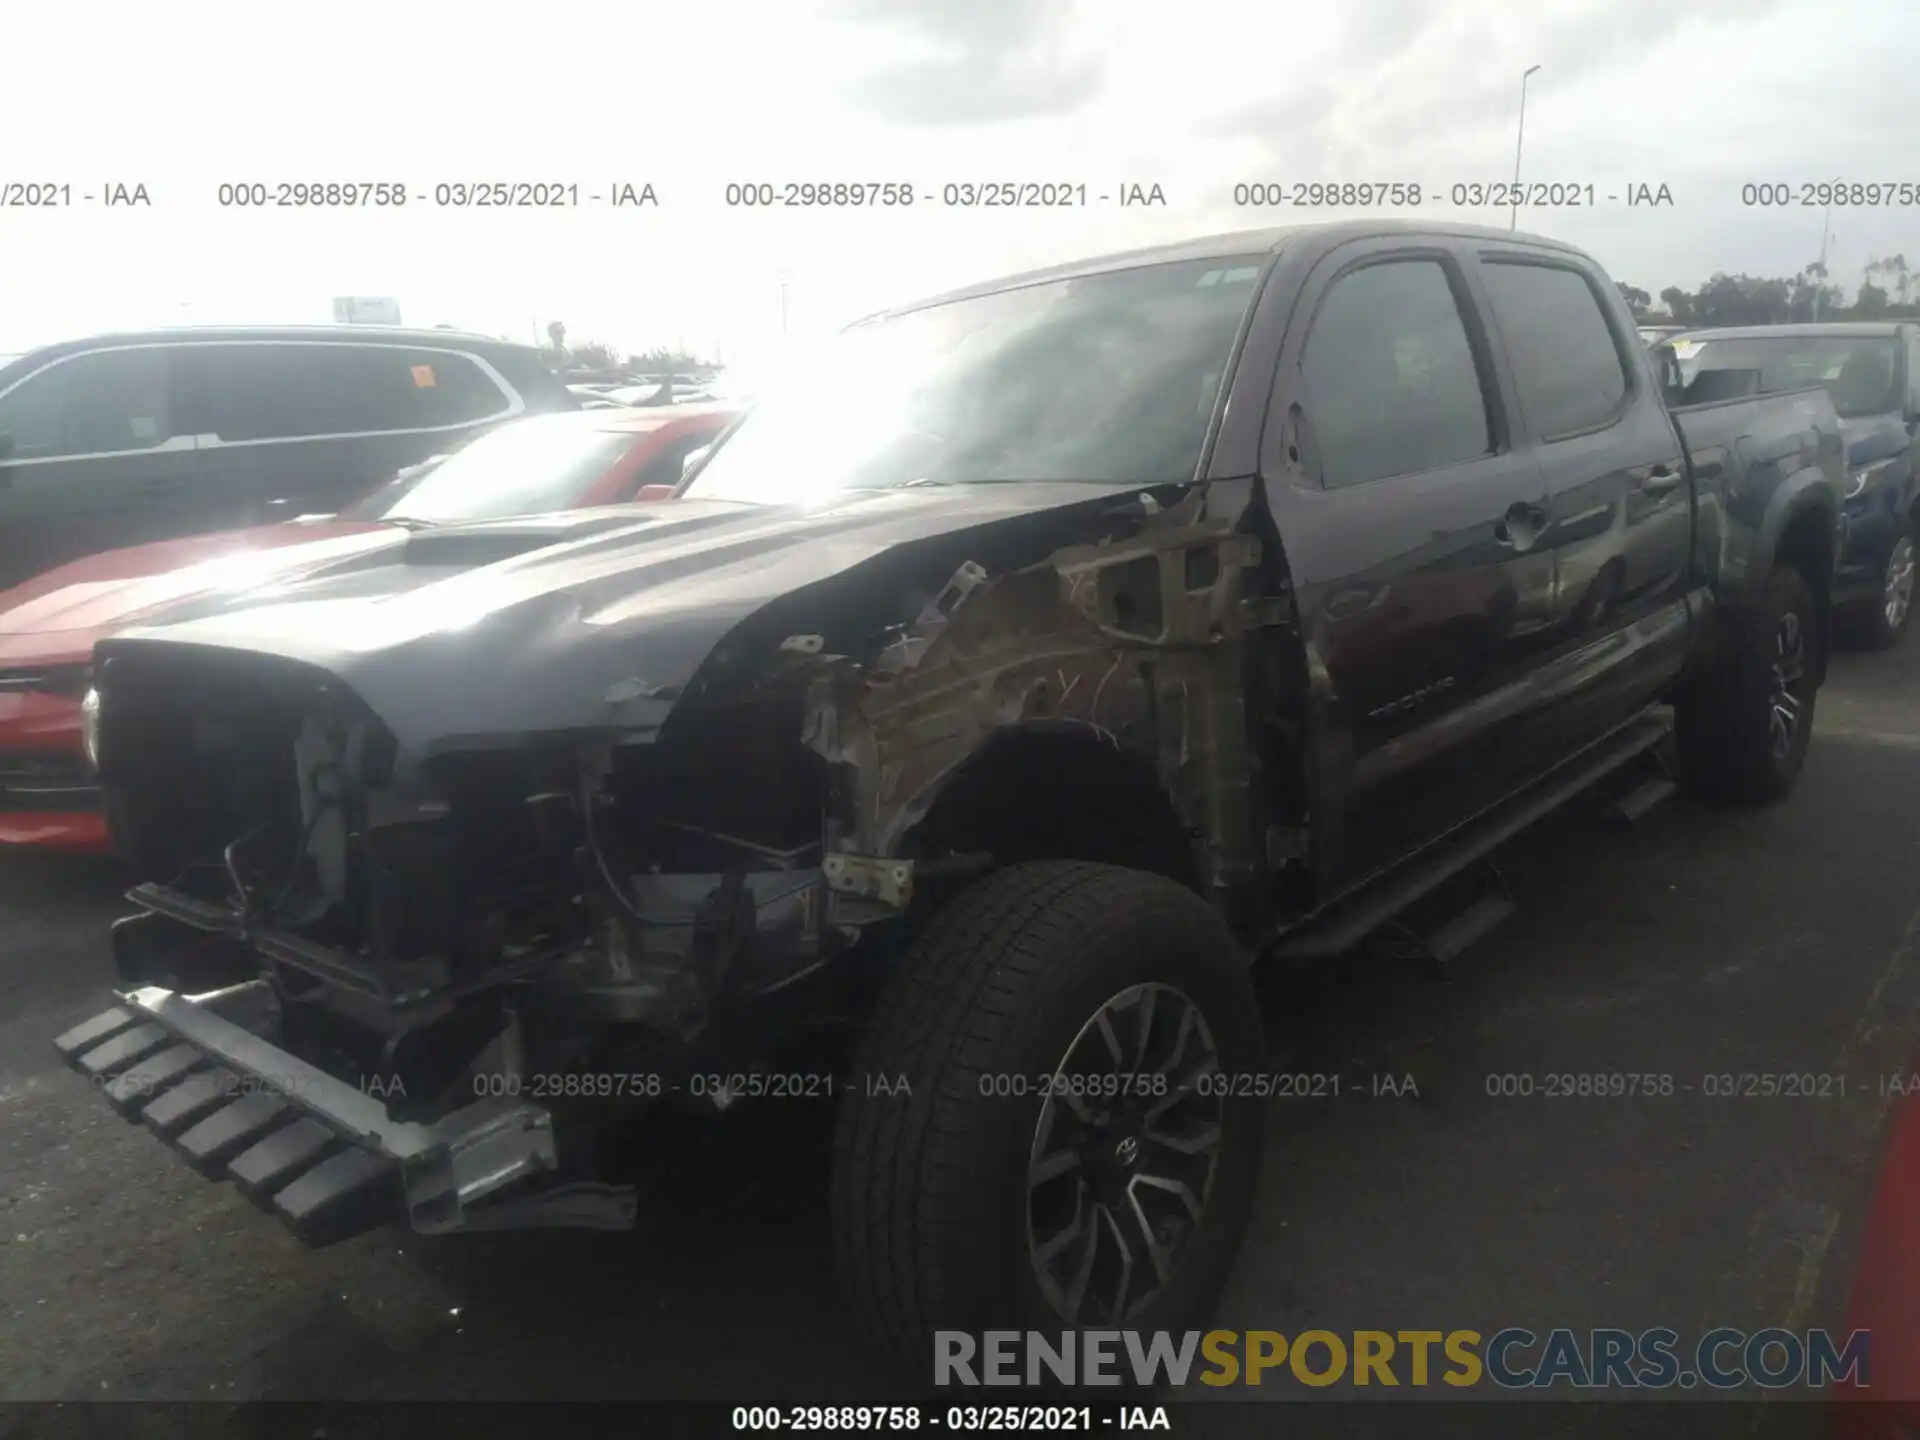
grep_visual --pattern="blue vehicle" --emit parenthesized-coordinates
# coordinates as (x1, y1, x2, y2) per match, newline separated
(1671, 323, 1919, 646)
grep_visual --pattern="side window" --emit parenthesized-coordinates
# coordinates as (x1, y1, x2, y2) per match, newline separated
(191, 344, 389, 441)
(188, 344, 512, 443)
(0, 348, 174, 459)
(391, 349, 515, 427)
(1479, 260, 1630, 439)
(1300, 259, 1492, 489)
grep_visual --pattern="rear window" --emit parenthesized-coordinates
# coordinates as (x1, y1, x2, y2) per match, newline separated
(1479, 260, 1631, 439)
(1679, 335, 1901, 417)
(186, 343, 514, 442)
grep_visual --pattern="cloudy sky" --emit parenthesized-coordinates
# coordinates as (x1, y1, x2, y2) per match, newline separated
(2, 0, 1913, 370)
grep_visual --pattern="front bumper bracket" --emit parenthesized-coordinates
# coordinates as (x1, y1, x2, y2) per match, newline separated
(53, 982, 632, 1245)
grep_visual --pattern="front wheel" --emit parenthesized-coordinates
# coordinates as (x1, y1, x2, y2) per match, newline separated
(1675, 563, 1818, 805)
(831, 861, 1265, 1379)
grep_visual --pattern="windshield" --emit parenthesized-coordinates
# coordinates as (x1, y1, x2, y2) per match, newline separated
(681, 255, 1266, 505)
(1679, 335, 1901, 416)
(344, 419, 642, 523)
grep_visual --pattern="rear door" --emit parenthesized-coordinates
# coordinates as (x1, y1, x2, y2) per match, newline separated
(178, 341, 527, 522)
(1473, 247, 1694, 729)
(1260, 237, 1557, 879)
(0, 345, 205, 590)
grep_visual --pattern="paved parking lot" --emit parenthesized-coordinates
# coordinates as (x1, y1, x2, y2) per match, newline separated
(3, 637, 1920, 1418)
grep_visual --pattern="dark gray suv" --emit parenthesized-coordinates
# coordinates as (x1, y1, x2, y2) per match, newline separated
(0, 327, 576, 592)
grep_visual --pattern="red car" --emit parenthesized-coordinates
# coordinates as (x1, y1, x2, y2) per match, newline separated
(0, 404, 735, 853)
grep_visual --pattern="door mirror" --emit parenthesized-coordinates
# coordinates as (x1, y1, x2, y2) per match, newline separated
(681, 445, 711, 481)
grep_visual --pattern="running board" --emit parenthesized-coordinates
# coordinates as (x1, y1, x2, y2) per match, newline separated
(1271, 712, 1671, 964)
(1425, 882, 1517, 965)
(1607, 774, 1678, 825)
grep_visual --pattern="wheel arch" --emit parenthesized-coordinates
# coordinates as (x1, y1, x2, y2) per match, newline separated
(899, 719, 1204, 892)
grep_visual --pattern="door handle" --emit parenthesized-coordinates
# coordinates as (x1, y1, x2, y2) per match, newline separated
(1641, 465, 1684, 496)
(1494, 503, 1548, 551)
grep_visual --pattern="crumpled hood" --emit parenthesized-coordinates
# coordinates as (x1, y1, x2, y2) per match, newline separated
(0, 521, 396, 669)
(97, 483, 1148, 760)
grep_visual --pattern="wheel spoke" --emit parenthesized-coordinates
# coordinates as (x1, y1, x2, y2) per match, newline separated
(1030, 1146, 1082, 1187)
(1154, 1003, 1201, 1078)
(1061, 1204, 1106, 1319)
(1034, 1186, 1088, 1268)
(1132, 986, 1158, 1071)
(1093, 1008, 1126, 1068)
(1143, 1113, 1224, 1158)
(1097, 1203, 1136, 1320)
(1123, 1187, 1176, 1288)
(1134, 1170, 1207, 1225)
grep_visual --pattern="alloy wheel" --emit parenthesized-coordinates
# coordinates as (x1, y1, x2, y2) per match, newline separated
(1768, 609, 1808, 761)
(1025, 982, 1226, 1325)
(1884, 534, 1915, 633)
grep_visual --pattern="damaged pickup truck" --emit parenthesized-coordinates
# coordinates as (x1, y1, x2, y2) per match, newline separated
(55, 220, 1844, 1372)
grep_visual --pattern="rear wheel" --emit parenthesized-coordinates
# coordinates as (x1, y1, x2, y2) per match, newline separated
(1859, 528, 1916, 650)
(831, 861, 1265, 1378)
(1675, 564, 1817, 805)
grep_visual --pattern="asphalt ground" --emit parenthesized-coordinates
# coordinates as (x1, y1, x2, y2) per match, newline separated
(3, 633, 1920, 1434)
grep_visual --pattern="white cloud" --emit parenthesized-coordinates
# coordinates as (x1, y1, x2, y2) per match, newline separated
(1, 0, 1915, 361)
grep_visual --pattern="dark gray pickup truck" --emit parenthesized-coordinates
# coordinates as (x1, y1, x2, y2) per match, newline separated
(53, 220, 1842, 1376)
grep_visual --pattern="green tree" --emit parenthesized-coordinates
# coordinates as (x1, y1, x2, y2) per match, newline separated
(1617, 282, 1652, 319)
(1659, 287, 1696, 324)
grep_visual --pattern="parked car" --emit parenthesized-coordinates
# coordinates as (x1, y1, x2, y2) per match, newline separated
(0, 326, 579, 594)
(0, 405, 733, 852)
(1666, 323, 1917, 646)
(54, 221, 1841, 1377)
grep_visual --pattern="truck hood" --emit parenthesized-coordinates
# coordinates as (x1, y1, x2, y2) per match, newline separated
(96, 483, 1152, 761)
(1839, 414, 1912, 470)
(0, 520, 396, 670)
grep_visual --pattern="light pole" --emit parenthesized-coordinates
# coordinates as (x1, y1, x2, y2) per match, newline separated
(1510, 64, 1541, 233)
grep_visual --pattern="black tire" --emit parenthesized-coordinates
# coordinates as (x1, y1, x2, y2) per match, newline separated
(831, 861, 1265, 1381)
(1674, 564, 1818, 805)
(1857, 527, 1917, 650)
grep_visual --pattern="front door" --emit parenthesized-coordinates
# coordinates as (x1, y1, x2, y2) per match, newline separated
(1261, 240, 1556, 884)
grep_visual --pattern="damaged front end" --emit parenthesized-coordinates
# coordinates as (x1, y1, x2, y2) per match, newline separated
(60, 477, 1286, 1247)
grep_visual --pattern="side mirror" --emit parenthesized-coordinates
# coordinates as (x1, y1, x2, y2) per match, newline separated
(681, 445, 711, 481)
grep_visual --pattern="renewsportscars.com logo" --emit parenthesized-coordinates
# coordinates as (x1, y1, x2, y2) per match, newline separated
(934, 1328, 1871, 1390)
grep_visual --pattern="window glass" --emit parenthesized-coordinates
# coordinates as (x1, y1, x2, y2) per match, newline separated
(1480, 261, 1630, 437)
(1300, 260, 1492, 488)
(680, 256, 1263, 504)
(1675, 334, 1900, 417)
(349, 416, 638, 523)
(189, 344, 511, 442)
(0, 348, 174, 459)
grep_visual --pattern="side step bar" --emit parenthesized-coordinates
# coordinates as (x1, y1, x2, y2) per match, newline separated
(1271, 711, 1672, 964)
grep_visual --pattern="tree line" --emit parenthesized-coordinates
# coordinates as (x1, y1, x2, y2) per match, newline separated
(1618, 254, 1916, 327)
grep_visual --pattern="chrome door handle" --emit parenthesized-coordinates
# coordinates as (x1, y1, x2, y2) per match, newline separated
(1641, 465, 1683, 496)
